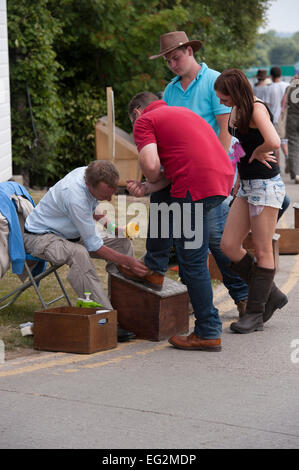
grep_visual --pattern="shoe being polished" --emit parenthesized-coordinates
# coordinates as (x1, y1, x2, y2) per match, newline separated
(168, 332, 222, 351)
(118, 264, 164, 290)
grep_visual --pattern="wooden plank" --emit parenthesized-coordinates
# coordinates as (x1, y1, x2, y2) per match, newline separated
(275, 228, 299, 254)
(294, 203, 299, 229)
(106, 87, 115, 162)
(208, 253, 222, 281)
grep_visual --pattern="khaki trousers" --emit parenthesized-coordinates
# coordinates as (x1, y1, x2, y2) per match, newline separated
(23, 232, 133, 309)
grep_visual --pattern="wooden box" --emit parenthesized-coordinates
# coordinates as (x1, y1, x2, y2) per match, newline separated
(110, 273, 189, 341)
(275, 204, 299, 255)
(34, 306, 117, 354)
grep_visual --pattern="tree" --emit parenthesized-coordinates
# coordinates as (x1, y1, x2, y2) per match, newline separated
(7, 0, 272, 185)
(251, 30, 299, 67)
(8, 0, 64, 184)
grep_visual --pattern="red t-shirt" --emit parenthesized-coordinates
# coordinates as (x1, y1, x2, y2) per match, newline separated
(133, 100, 234, 201)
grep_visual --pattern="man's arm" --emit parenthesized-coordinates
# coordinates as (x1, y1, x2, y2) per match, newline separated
(216, 113, 231, 154)
(89, 245, 149, 276)
(126, 177, 171, 197)
(138, 143, 162, 183)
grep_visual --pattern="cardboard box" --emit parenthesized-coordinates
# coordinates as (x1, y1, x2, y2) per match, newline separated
(34, 306, 117, 354)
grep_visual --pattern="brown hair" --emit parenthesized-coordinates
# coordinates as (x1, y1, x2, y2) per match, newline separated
(84, 160, 119, 189)
(214, 68, 254, 134)
(128, 91, 159, 121)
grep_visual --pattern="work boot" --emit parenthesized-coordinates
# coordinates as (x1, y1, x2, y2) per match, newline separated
(230, 265, 275, 334)
(231, 251, 287, 323)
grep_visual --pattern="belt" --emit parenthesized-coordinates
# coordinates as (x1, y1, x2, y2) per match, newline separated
(24, 228, 80, 243)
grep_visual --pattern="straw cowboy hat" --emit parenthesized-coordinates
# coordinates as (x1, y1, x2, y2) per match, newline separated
(149, 31, 202, 60)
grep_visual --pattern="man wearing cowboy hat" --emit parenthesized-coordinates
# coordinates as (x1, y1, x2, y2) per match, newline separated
(145, 31, 249, 332)
(149, 31, 231, 151)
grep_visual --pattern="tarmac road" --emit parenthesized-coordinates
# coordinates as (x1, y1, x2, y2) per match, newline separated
(0, 169, 298, 450)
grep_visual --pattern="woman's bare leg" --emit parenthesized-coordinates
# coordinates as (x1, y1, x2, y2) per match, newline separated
(220, 197, 251, 262)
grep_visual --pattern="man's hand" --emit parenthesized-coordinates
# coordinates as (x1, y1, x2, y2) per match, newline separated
(127, 180, 147, 197)
(121, 257, 149, 277)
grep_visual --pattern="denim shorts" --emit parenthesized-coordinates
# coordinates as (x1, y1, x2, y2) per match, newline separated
(237, 174, 285, 209)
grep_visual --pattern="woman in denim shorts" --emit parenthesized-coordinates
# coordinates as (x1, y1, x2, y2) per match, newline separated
(214, 69, 288, 334)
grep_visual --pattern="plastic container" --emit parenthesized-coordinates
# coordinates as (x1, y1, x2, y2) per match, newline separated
(76, 291, 103, 308)
(125, 222, 140, 238)
(19, 322, 34, 336)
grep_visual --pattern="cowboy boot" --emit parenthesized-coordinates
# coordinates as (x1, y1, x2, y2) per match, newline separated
(231, 251, 288, 323)
(230, 265, 275, 334)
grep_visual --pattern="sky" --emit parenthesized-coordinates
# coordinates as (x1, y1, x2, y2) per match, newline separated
(259, 0, 299, 33)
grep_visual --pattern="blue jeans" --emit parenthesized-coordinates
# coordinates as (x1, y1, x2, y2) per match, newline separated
(278, 193, 290, 221)
(208, 196, 248, 304)
(145, 187, 248, 304)
(146, 190, 224, 339)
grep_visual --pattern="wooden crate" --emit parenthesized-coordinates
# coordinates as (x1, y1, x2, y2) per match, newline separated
(110, 273, 189, 341)
(275, 203, 299, 254)
(34, 306, 117, 354)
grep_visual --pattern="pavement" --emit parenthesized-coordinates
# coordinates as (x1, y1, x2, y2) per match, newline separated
(0, 167, 298, 450)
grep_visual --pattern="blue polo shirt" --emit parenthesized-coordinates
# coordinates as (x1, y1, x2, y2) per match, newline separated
(163, 62, 231, 135)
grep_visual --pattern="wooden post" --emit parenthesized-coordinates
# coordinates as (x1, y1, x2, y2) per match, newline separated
(106, 87, 115, 162)
(294, 203, 299, 229)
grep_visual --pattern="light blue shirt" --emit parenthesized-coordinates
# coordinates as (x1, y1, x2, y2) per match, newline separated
(25, 167, 103, 252)
(163, 62, 231, 135)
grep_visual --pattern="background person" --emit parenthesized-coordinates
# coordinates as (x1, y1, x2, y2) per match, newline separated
(286, 74, 299, 183)
(266, 66, 289, 167)
(253, 69, 270, 102)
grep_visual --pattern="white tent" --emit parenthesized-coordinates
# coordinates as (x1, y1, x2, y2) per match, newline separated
(0, 0, 11, 182)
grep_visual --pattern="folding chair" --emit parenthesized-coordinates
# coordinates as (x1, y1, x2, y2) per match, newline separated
(0, 181, 72, 311)
(0, 257, 72, 311)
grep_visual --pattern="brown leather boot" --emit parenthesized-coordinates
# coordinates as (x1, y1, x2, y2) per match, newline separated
(118, 264, 164, 290)
(230, 265, 275, 334)
(231, 251, 287, 323)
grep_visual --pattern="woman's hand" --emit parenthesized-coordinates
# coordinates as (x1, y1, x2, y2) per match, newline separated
(232, 173, 240, 198)
(249, 151, 277, 168)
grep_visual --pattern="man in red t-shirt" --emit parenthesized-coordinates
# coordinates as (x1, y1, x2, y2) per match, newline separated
(122, 91, 234, 351)
(132, 97, 233, 201)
